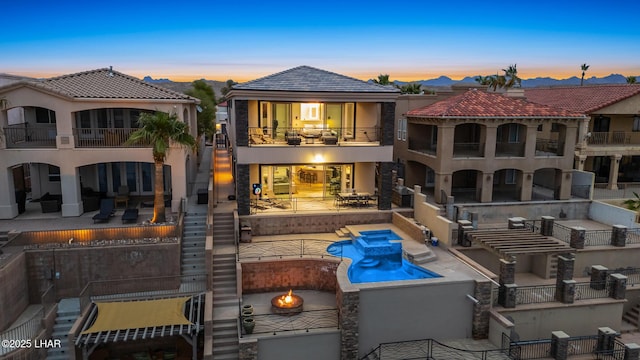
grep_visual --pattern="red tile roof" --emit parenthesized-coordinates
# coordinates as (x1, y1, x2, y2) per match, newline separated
(525, 84, 640, 113)
(407, 89, 584, 118)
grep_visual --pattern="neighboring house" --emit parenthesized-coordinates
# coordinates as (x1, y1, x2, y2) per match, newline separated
(225, 65, 399, 215)
(395, 88, 586, 203)
(215, 100, 228, 134)
(0, 68, 200, 219)
(526, 84, 640, 190)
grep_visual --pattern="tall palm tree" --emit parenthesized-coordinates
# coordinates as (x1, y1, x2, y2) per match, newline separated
(397, 82, 422, 94)
(475, 75, 491, 85)
(126, 111, 196, 223)
(624, 192, 640, 220)
(580, 63, 590, 86)
(487, 74, 506, 91)
(503, 64, 521, 88)
(626, 76, 637, 84)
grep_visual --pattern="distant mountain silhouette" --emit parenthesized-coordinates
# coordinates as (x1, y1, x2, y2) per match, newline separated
(143, 76, 226, 96)
(393, 74, 636, 88)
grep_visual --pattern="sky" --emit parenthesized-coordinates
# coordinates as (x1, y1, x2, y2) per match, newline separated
(2, 0, 640, 83)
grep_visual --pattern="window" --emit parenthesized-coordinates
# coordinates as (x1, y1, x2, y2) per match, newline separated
(48, 165, 60, 182)
(505, 169, 517, 184)
(551, 123, 560, 132)
(537, 124, 543, 132)
(397, 118, 407, 141)
(35, 107, 56, 124)
(633, 116, 640, 132)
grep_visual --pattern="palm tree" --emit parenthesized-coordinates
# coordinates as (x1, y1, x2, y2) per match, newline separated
(487, 74, 506, 91)
(126, 111, 196, 223)
(397, 83, 422, 94)
(373, 74, 391, 85)
(624, 192, 640, 220)
(475, 75, 491, 85)
(626, 76, 637, 84)
(580, 63, 590, 86)
(503, 64, 521, 88)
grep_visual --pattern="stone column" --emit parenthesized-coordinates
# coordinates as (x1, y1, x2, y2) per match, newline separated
(612, 225, 628, 247)
(551, 331, 570, 360)
(570, 226, 586, 249)
(60, 164, 83, 217)
(434, 173, 452, 204)
(499, 259, 517, 308)
(610, 273, 628, 300)
(502, 283, 517, 308)
(338, 287, 359, 360)
(480, 172, 493, 203)
(590, 265, 609, 290)
(575, 154, 587, 171)
(541, 216, 555, 236)
(520, 172, 534, 201)
(235, 100, 249, 147)
(472, 280, 492, 339)
(484, 124, 497, 159)
(0, 168, 18, 219)
(500, 258, 516, 285)
(625, 343, 640, 360)
(597, 327, 617, 354)
(560, 280, 576, 304)
(558, 171, 572, 200)
(380, 102, 396, 146)
(524, 124, 538, 159)
(555, 255, 575, 302)
(457, 220, 473, 247)
(239, 339, 258, 360)
(608, 154, 622, 190)
(236, 164, 251, 216)
(508, 217, 525, 230)
(377, 162, 394, 210)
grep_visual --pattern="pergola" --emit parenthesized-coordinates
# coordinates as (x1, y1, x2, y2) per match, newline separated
(466, 229, 575, 261)
(75, 293, 205, 360)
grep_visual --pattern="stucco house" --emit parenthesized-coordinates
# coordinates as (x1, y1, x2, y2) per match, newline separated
(526, 84, 640, 190)
(394, 88, 587, 204)
(0, 67, 200, 219)
(224, 65, 399, 215)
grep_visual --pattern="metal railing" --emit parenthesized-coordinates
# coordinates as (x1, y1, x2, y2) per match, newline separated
(523, 220, 541, 233)
(588, 131, 640, 146)
(585, 230, 613, 246)
(362, 338, 510, 360)
(0, 309, 45, 356)
(575, 281, 611, 300)
(242, 309, 339, 336)
(247, 126, 381, 145)
(535, 138, 564, 156)
(453, 142, 484, 157)
(495, 142, 525, 157)
(509, 339, 552, 359)
(3, 125, 57, 148)
(73, 127, 150, 148)
(627, 228, 640, 245)
(408, 138, 437, 155)
(552, 223, 572, 243)
(567, 335, 598, 356)
(238, 239, 341, 261)
(515, 284, 556, 305)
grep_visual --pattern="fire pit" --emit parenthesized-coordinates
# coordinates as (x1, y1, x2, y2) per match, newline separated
(271, 289, 304, 315)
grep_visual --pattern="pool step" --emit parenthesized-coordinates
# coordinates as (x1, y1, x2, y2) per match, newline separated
(335, 227, 351, 238)
(403, 247, 437, 265)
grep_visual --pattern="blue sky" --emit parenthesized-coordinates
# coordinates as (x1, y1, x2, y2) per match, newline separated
(3, 0, 640, 82)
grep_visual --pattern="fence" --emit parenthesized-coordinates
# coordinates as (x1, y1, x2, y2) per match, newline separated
(515, 284, 556, 305)
(585, 230, 614, 247)
(552, 222, 572, 244)
(238, 239, 341, 261)
(575, 281, 611, 301)
(242, 309, 339, 336)
(628, 228, 640, 245)
(362, 338, 510, 360)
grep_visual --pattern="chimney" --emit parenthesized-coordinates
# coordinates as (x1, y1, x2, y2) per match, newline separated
(503, 88, 526, 98)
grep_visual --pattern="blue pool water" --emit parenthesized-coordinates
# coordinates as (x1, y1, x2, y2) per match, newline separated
(326, 229, 441, 283)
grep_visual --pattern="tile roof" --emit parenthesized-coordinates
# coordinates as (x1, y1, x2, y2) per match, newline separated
(233, 65, 400, 93)
(407, 89, 584, 118)
(525, 84, 640, 113)
(33, 68, 197, 101)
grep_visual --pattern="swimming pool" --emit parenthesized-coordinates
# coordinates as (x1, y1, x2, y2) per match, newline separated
(326, 229, 441, 283)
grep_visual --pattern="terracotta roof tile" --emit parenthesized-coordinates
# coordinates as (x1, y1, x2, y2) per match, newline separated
(234, 65, 400, 93)
(525, 84, 640, 113)
(38, 68, 197, 101)
(407, 89, 584, 118)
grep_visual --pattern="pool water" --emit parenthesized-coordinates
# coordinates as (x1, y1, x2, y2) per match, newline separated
(327, 230, 441, 283)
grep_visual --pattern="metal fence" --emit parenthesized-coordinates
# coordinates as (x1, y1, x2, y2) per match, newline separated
(244, 309, 339, 336)
(552, 222, 572, 243)
(362, 338, 510, 360)
(575, 281, 611, 300)
(238, 239, 341, 261)
(567, 335, 598, 356)
(585, 230, 613, 246)
(515, 284, 556, 305)
(628, 228, 640, 245)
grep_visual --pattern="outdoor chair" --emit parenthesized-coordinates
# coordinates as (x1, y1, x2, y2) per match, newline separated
(115, 185, 130, 208)
(92, 198, 115, 223)
(121, 208, 139, 224)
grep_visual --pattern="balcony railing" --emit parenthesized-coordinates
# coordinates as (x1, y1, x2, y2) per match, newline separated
(495, 142, 525, 157)
(535, 138, 564, 156)
(73, 128, 149, 148)
(408, 138, 437, 155)
(453, 142, 484, 157)
(588, 131, 640, 145)
(3, 125, 57, 148)
(247, 126, 380, 146)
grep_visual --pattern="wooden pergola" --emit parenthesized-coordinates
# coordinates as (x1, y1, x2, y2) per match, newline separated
(466, 229, 575, 260)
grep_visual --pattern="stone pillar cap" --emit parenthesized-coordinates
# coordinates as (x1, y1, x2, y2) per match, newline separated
(551, 330, 570, 338)
(611, 273, 627, 280)
(613, 224, 628, 229)
(541, 216, 555, 220)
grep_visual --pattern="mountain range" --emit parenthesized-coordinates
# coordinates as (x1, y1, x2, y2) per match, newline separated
(143, 74, 638, 95)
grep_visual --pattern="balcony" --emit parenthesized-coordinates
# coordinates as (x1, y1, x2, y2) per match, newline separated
(588, 131, 640, 146)
(408, 138, 436, 155)
(3, 125, 57, 148)
(73, 128, 149, 148)
(535, 138, 564, 156)
(248, 126, 380, 146)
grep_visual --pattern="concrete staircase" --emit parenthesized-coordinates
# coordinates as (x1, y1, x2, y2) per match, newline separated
(0, 231, 9, 247)
(47, 299, 80, 360)
(211, 212, 239, 359)
(548, 254, 558, 279)
(182, 212, 207, 278)
(622, 304, 640, 332)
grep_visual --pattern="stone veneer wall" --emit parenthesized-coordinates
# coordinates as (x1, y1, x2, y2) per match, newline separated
(337, 284, 359, 360)
(391, 212, 424, 243)
(378, 162, 394, 210)
(472, 279, 492, 339)
(241, 259, 338, 293)
(241, 211, 393, 236)
(236, 164, 250, 216)
(380, 102, 396, 146)
(0, 252, 29, 331)
(235, 100, 249, 147)
(25, 243, 180, 299)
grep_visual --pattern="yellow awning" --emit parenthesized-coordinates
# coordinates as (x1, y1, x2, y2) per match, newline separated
(82, 297, 192, 334)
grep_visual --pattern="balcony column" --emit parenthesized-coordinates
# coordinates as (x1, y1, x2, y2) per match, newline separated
(60, 164, 83, 217)
(557, 170, 572, 200)
(0, 168, 18, 219)
(436, 125, 455, 161)
(434, 173, 452, 204)
(576, 116, 590, 150)
(608, 154, 622, 190)
(483, 124, 497, 159)
(524, 124, 539, 158)
(0, 108, 8, 149)
(520, 172, 534, 201)
(575, 154, 587, 171)
(478, 172, 493, 202)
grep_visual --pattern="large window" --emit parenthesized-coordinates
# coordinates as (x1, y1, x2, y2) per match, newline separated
(260, 164, 353, 199)
(35, 107, 56, 124)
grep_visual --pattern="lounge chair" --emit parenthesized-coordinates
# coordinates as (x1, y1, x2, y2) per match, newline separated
(92, 198, 115, 223)
(121, 208, 139, 224)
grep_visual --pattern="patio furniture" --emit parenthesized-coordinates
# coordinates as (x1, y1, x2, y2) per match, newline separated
(121, 208, 139, 224)
(321, 131, 338, 145)
(286, 131, 301, 145)
(115, 186, 129, 208)
(92, 198, 115, 223)
(40, 193, 62, 213)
